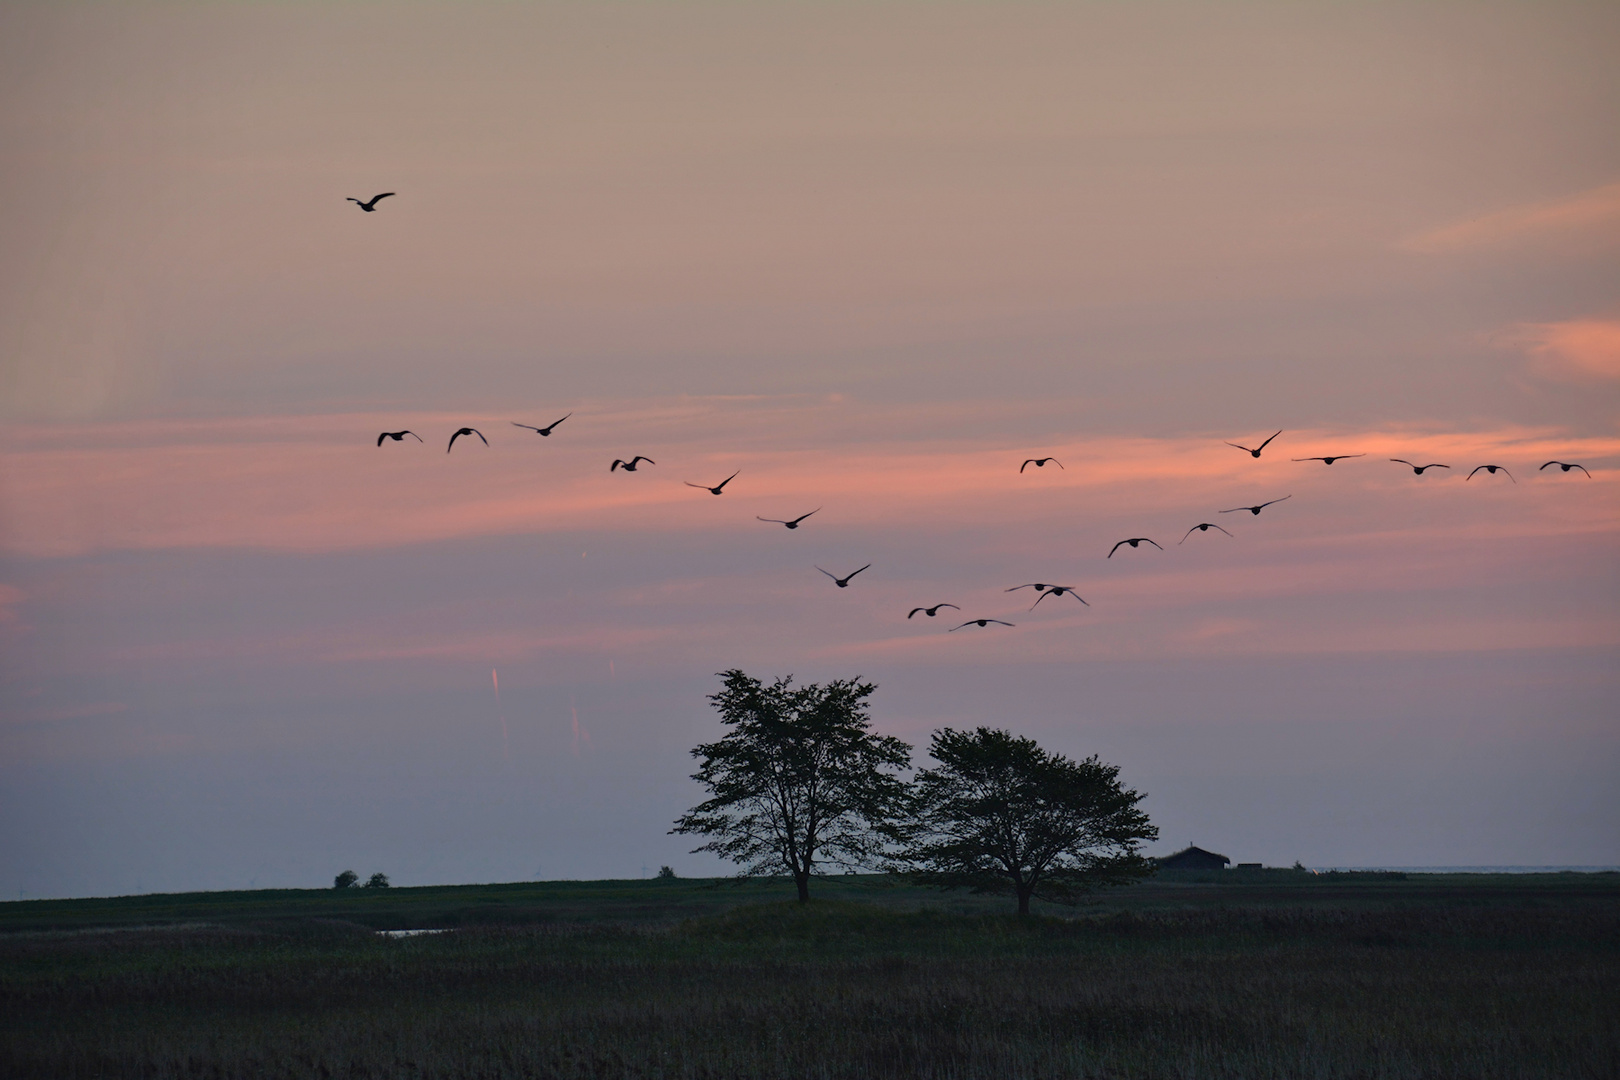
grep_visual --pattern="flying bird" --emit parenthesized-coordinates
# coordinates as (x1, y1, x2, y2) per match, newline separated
(447, 427, 487, 453)
(1180, 522, 1232, 543)
(685, 470, 740, 495)
(817, 564, 871, 588)
(1466, 465, 1514, 482)
(376, 430, 422, 446)
(1005, 584, 1088, 608)
(1226, 431, 1282, 458)
(757, 509, 819, 529)
(1293, 454, 1364, 465)
(950, 619, 1015, 631)
(1390, 460, 1449, 475)
(1020, 457, 1064, 473)
(1220, 495, 1292, 515)
(1107, 537, 1162, 558)
(346, 193, 395, 212)
(1540, 461, 1591, 477)
(512, 414, 571, 436)
(907, 604, 960, 619)
(610, 456, 655, 472)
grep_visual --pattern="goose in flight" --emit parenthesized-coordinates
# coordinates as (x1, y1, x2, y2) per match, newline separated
(512, 414, 571, 436)
(685, 470, 740, 495)
(1293, 454, 1364, 465)
(1390, 460, 1449, 475)
(1226, 431, 1282, 458)
(1220, 495, 1291, 515)
(757, 509, 819, 529)
(377, 430, 422, 446)
(1005, 584, 1088, 608)
(347, 193, 395, 212)
(1108, 537, 1162, 558)
(1466, 465, 1514, 482)
(950, 618, 1015, 631)
(611, 456, 655, 472)
(1020, 457, 1064, 473)
(447, 427, 487, 453)
(1180, 522, 1232, 543)
(818, 564, 871, 588)
(1540, 461, 1591, 477)
(907, 603, 960, 619)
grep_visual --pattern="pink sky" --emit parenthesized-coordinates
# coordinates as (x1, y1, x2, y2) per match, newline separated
(1, 3, 1616, 896)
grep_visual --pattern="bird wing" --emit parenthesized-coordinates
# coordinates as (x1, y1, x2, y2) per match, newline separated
(512, 422, 540, 431)
(371, 193, 395, 203)
(847, 564, 872, 579)
(756, 516, 784, 524)
(1501, 468, 1515, 481)
(1466, 466, 1486, 479)
(816, 567, 837, 580)
(1211, 524, 1231, 536)
(548, 413, 571, 427)
(684, 482, 708, 490)
(1259, 496, 1292, 509)
(632, 456, 654, 465)
(1225, 442, 1254, 453)
(716, 470, 740, 489)
(791, 509, 819, 524)
(405, 431, 421, 441)
(908, 608, 924, 618)
(1005, 584, 1036, 592)
(1020, 460, 1034, 472)
(1029, 592, 1050, 610)
(948, 621, 974, 631)
(1051, 459, 1064, 469)
(1145, 538, 1163, 550)
(1540, 461, 1558, 470)
(1390, 459, 1414, 466)
(447, 432, 460, 452)
(347, 198, 362, 204)
(1179, 526, 1198, 543)
(990, 620, 1014, 627)
(1572, 464, 1591, 476)
(1257, 430, 1281, 450)
(1107, 540, 1127, 558)
(377, 433, 387, 446)
(1218, 506, 1246, 514)
(611, 460, 624, 471)
(940, 603, 959, 611)
(472, 429, 487, 445)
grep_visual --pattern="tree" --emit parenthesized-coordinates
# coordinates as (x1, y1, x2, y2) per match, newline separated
(333, 870, 358, 890)
(656, 865, 677, 879)
(906, 727, 1157, 915)
(362, 872, 390, 889)
(671, 669, 913, 902)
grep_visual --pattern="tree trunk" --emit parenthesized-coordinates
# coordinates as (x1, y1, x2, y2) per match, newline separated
(795, 870, 811, 902)
(1017, 886, 1032, 916)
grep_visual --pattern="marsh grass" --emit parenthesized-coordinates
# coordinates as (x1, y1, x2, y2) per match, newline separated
(2, 879, 1616, 1078)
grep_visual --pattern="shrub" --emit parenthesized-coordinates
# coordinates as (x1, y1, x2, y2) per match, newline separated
(333, 870, 358, 890)
(362, 873, 390, 889)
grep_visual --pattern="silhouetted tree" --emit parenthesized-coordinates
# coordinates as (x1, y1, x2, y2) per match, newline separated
(362, 872, 390, 889)
(905, 727, 1156, 915)
(657, 865, 677, 879)
(333, 870, 358, 890)
(672, 670, 912, 902)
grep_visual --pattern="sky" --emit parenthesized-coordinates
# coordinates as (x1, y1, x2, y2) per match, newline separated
(1, 2, 1617, 899)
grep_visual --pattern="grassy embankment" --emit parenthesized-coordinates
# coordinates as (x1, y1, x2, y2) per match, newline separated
(2, 871, 1616, 1079)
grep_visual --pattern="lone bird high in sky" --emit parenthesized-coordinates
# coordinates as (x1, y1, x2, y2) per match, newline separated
(817, 564, 871, 588)
(610, 456, 654, 472)
(1020, 457, 1063, 473)
(376, 430, 422, 446)
(685, 470, 740, 495)
(512, 414, 571, 436)
(346, 192, 394, 212)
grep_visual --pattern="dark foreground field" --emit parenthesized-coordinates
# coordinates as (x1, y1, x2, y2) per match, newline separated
(3, 873, 1616, 1079)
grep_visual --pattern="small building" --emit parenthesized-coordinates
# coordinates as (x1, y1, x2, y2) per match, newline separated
(1155, 845, 1230, 870)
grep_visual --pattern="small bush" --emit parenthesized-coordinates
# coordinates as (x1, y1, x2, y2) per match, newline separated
(333, 870, 358, 890)
(657, 866, 677, 879)
(362, 873, 390, 889)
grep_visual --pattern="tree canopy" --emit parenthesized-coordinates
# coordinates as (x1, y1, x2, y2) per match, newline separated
(906, 727, 1157, 914)
(671, 669, 913, 901)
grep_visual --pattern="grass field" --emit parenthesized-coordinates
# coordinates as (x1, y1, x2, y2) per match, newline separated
(3, 872, 1616, 1079)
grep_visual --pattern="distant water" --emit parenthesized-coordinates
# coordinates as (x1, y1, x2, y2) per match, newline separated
(1311, 866, 1619, 874)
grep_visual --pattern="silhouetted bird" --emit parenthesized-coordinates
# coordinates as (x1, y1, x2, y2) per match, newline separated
(611, 456, 655, 472)
(1226, 431, 1282, 458)
(377, 430, 422, 446)
(1029, 587, 1087, 610)
(908, 604, 960, 619)
(1466, 465, 1514, 482)
(512, 414, 571, 436)
(1180, 522, 1232, 543)
(347, 193, 394, 212)
(447, 427, 487, 453)
(818, 564, 871, 588)
(757, 510, 818, 529)
(1108, 537, 1162, 558)
(1293, 454, 1364, 465)
(1220, 495, 1291, 515)
(1540, 461, 1591, 477)
(1020, 457, 1064, 473)
(950, 618, 1015, 631)
(1390, 460, 1449, 475)
(1006, 584, 1088, 609)
(686, 470, 740, 495)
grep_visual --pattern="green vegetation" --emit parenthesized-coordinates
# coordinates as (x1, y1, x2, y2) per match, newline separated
(2, 872, 1616, 1078)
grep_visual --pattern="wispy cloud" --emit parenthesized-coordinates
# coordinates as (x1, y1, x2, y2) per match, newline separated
(1499, 318, 1620, 381)
(1401, 181, 1620, 254)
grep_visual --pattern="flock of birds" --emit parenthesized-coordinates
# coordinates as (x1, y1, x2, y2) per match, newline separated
(354, 193, 1593, 634)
